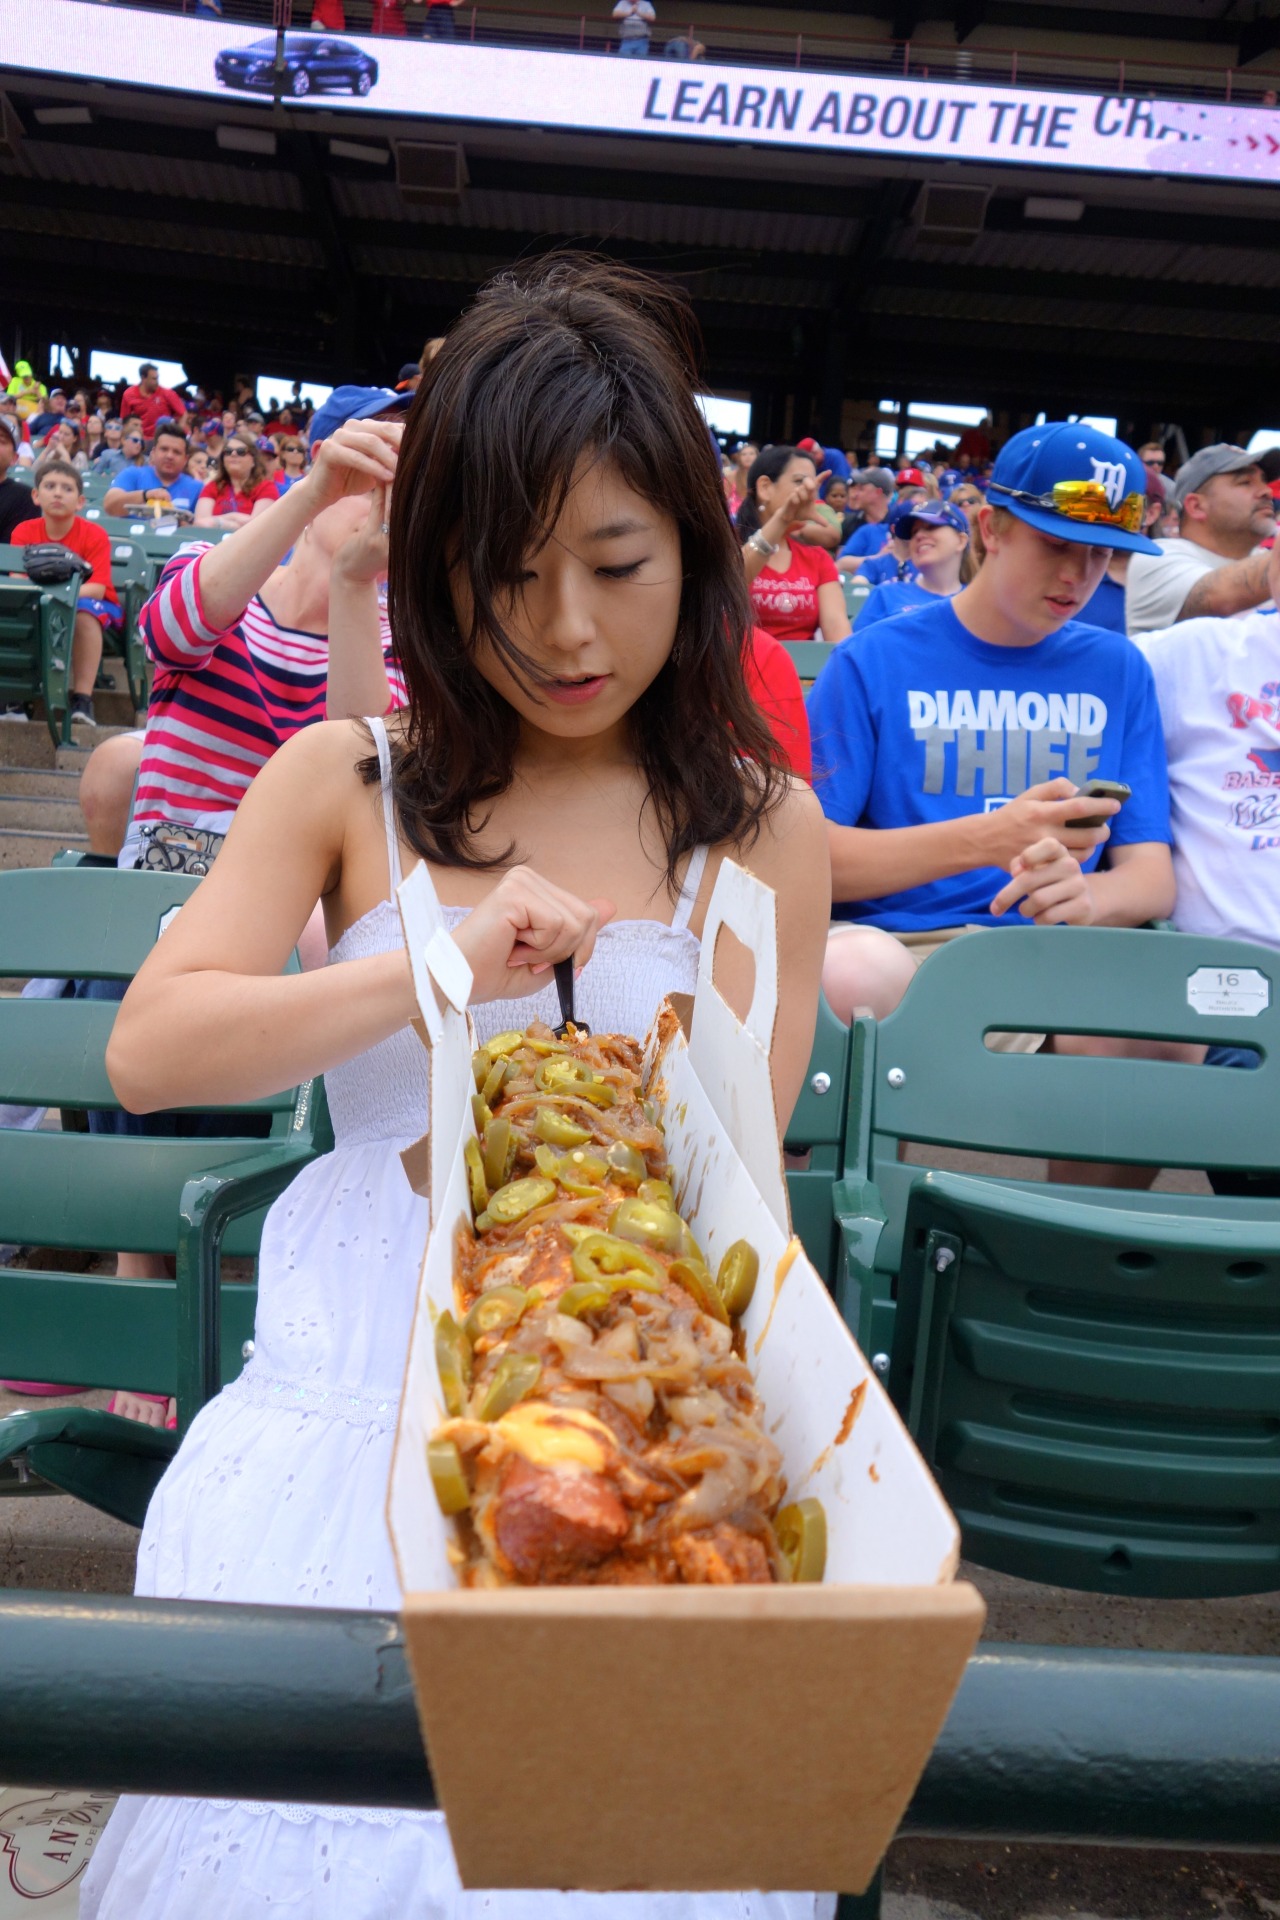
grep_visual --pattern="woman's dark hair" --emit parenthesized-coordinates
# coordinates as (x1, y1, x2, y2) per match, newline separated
(735, 443, 813, 541)
(211, 429, 266, 495)
(373, 253, 785, 892)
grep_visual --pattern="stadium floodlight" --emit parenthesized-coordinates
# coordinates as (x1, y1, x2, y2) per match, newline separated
(216, 124, 277, 157)
(1024, 196, 1085, 221)
(329, 137, 389, 165)
(33, 105, 92, 126)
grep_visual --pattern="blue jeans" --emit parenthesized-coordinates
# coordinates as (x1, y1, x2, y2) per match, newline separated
(618, 34, 649, 54)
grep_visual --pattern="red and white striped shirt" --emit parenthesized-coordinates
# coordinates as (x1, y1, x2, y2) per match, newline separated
(133, 543, 405, 841)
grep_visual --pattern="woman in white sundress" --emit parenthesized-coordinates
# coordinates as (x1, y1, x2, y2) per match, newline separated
(83, 255, 832, 1920)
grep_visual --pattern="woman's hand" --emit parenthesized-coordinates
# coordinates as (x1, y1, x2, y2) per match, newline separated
(764, 468, 830, 543)
(302, 419, 401, 518)
(332, 484, 390, 586)
(450, 866, 615, 1003)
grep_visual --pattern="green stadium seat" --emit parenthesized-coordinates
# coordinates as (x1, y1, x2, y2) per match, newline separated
(842, 574, 870, 627)
(0, 543, 79, 745)
(783, 992, 854, 1280)
(78, 515, 227, 595)
(782, 639, 837, 686)
(834, 925, 1280, 1598)
(105, 534, 153, 712)
(0, 867, 329, 1524)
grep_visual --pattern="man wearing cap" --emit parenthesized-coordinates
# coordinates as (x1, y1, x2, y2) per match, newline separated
(809, 422, 1175, 1025)
(27, 388, 69, 446)
(121, 362, 189, 439)
(1125, 445, 1277, 636)
(836, 467, 895, 575)
(5, 361, 46, 423)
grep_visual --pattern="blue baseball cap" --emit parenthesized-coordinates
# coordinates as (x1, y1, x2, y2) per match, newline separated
(308, 384, 411, 448)
(988, 422, 1160, 554)
(890, 499, 969, 540)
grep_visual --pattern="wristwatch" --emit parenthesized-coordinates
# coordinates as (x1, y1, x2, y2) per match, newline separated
(747, 530, 779, 558)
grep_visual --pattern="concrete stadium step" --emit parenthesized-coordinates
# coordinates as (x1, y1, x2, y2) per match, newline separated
(0, 717, 134, 772)
(0, 765, 83, 800)
(0, 827, 89, 869)
(0, 791, 85, 835)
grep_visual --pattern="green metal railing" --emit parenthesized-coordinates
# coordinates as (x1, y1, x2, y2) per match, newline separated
(4, 1592, 1279, 1855)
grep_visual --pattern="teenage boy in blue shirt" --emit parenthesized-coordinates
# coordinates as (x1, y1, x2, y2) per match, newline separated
(809, 422, 1176, 1023)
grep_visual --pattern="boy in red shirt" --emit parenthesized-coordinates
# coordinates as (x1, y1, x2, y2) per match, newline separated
(8, 458, 119, 726)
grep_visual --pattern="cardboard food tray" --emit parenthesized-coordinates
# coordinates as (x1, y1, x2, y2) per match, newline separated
(388, 860, 985, 1895)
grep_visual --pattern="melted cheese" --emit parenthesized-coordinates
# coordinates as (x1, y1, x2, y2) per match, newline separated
(494, 1401, 616, 1474)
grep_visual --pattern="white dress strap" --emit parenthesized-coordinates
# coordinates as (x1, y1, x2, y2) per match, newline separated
(671, 845, 710, 933)
(366, 715, 402, 898)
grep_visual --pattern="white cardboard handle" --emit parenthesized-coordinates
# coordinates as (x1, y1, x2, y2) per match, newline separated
(689, 860, 789, 1232)
(694, 858, 779, 1061)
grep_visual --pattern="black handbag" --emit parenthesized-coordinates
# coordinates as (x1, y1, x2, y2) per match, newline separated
(21, 542, 93, 587)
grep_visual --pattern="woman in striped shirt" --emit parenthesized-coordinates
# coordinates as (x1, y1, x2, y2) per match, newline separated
(128, 397, 407, 875)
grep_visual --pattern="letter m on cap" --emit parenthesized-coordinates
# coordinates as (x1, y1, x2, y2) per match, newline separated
(1089, 456, 1127, 509)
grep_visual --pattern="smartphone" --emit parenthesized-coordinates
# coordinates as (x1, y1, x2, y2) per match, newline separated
(1074, 777, 1131, 830)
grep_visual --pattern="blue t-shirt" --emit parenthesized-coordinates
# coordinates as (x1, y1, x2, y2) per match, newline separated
(111, 464, 202, 510)
(857, 552, 918, 589)
(839, 520, 890, 560)
(808, 596, 1171, 931)
(1080, 573, 1127, 635)
(853, 578, 957, 634)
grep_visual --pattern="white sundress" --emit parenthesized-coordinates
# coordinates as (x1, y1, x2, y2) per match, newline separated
(80, 718, 834, 1920)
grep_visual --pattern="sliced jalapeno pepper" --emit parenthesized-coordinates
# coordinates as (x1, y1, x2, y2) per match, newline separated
(485, 1175, 556, 1227)
(604, 1140, 647, 1188)
(535, 1058, 616, 1107)
(534, 1106, 593, 1149)
(481, 1057, 513, 1109)
(472, 1095, 493, 1135)
(434, 1310, 472, 1418)
(463, 1285, 529, 1342)
(560, 1222, 600, 1248)
(716, 1240, 760, 1318)
(487, 1030, 525, 1057)
(556, 1278, 614, 1319)
(463, 1137, 488, 1216)
(472, 1046, 493, 1093)
(474, 1209, 494, 1234)
(677, 1219, 706, 1266)
(638, 1178, 675, 1209)
(642, 1097, 662, 1128)
(668, 1256, 729, 1325)
(481, 1116, 513, 1192)
(533, 1143, 562, 1179)
(776, 1497, 827, 1583)
(609, 1197, 683, 1256)
(428, 1437, 471, 1515)
(557, 1147, 608, 1197)
(571, 1232, 665, 1292)
(477, 1351, 542, 1420)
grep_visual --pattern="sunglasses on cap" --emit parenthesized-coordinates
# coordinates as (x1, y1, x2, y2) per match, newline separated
(989, 478, 1145, 534)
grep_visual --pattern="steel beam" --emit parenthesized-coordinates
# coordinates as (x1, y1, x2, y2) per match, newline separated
(2, 1593, 1280, 1853)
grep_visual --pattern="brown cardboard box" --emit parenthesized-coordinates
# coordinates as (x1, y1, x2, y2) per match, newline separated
(388, 860, 984, 1894)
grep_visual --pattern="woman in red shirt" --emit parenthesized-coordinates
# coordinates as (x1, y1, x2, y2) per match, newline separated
(738, 444, 849, 643)
(194, 431, 280, 530)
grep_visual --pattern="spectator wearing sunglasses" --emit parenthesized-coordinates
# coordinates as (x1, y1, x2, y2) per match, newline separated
(1125, 445, 1278, 635)
(852, 500, 970, 634)
(195, 431, 281, 529)
(810, 423, 1174, 1025)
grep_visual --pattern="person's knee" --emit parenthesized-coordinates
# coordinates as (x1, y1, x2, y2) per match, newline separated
(822, 926, 918, 1024)
(79, 731, 144, 857)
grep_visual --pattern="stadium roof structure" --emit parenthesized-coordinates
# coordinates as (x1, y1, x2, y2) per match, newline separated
(2, 0, 1279, 445)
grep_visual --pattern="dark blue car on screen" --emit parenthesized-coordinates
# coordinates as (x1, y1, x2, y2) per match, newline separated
(215, 35, 379, 98)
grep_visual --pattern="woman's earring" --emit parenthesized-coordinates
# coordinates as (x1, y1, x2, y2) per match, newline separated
(671, 633, 685, 666)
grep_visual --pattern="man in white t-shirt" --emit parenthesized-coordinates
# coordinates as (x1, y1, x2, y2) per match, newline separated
(1126, 445, 1276, 635)
(1138, 539, 1280, 948)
